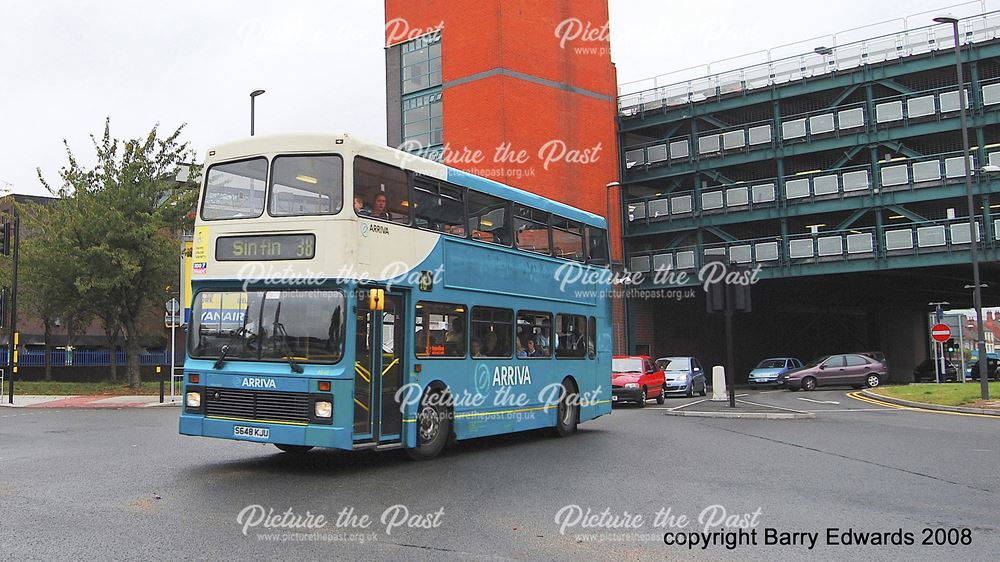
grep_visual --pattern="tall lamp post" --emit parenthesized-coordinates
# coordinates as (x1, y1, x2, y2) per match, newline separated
(934, 14, 990, 400)
(250, 89, 265, 136)
(606, 181, 629, 354)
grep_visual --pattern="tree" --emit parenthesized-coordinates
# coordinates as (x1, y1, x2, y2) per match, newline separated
(4, 198, 91, 381)
(38, 118, 199, 389)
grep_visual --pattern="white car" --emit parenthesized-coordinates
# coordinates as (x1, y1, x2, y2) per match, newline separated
(654, 356, 708, 397)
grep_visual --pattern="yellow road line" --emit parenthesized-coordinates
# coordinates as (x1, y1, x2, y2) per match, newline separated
(847, 391, 1000, 419)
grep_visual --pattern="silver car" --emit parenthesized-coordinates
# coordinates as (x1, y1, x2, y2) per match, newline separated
(655, 356, 708, 397)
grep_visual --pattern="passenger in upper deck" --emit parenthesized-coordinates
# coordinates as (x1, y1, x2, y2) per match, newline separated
(354, 195, 368, 215)
(370, 193, 391, 220)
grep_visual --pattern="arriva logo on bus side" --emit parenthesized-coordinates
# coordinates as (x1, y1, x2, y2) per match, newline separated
(239, 377, 277, 389)
(492, 366, 532, 386)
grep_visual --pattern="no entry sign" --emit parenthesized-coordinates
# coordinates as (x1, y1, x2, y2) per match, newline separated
(931, 323, 952, 343)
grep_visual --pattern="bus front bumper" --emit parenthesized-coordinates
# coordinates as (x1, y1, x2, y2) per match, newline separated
(179, 414, 354, 451)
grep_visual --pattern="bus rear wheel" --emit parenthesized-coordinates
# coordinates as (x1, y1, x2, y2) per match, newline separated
(274, 444, 313, 454)
(405, 390, 451, 461)
(554, 380, 580, 437)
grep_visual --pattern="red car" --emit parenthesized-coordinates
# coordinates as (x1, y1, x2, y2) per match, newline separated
(612, 355, 666, 406)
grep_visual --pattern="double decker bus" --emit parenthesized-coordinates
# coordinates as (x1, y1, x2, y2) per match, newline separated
(179, 133, 612, 460)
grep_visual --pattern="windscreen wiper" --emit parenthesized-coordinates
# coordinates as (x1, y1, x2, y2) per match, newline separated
(214, 302, 252, 370)
(213, 327, 247, 370)
(272, 301, 304, 373)
(272, 322, 304, 374)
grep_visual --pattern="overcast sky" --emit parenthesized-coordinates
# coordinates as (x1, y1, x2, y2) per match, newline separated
(0, 0, 992, 196)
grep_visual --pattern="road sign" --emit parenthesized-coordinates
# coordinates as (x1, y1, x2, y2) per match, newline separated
(166, 298, 180, 314)
(164, 312, 182, 328)
(931, 323, 952, 343)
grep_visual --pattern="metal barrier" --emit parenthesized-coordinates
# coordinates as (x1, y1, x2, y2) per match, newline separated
(0, 349, 168, 367)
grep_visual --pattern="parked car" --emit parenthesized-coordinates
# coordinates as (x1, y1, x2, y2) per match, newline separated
(913, 358, 958, 382)
(749, 357, 803, 386)
(612, 355, 666, 406)
(654, 356, 708, 397)
(784, 353, 887, 391)
(969, 357, 1000, 381)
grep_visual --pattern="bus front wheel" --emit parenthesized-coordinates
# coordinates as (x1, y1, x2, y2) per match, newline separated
(406, 390, 451, 461)
(554, 380, 580, 437)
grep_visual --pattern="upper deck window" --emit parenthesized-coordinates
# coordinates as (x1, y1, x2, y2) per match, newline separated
(201, 158, 267, 220)
(514, 204, 551, 255)
(587, 227, 609, 266)
(413, 177, 464, 235)
(552, 216, 585, 262)
(467, 190, 510, 246)
(354, 157, 410, 224)
(269, 155, 343, 216)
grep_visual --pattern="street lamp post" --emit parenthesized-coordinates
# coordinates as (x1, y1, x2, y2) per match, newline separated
(606, 181, 630, 354)
(250, 89, 265, 136)
(934, 15, 990, 400)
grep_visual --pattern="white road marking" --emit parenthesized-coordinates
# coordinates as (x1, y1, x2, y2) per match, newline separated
(796, 397, 840, 405)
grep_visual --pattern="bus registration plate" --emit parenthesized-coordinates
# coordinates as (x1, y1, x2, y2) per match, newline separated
(234, 426, 269, 439)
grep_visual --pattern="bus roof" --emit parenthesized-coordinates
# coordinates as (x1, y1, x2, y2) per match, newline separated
(205, 133, 608, 229)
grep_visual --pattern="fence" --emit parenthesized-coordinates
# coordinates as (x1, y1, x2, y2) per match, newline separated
(0, 349, 170, 367)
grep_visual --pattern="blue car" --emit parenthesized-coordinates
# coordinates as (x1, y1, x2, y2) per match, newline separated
(749, 357, 803, 386)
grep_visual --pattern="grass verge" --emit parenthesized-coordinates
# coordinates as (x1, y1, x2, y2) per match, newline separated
(871, 382, 1000, 407)
(6, 381, 168, 396)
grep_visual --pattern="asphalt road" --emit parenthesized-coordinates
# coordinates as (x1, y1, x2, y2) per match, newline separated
(1, 389, 999, 561)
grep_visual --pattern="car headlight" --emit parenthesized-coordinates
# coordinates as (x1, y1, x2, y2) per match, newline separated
(314, 401, 332, 418)
(625, 383, 639, 389)
(186, 391, 201, 408)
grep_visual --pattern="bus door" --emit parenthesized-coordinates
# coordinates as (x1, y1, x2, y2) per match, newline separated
(353, 288, 405, 443)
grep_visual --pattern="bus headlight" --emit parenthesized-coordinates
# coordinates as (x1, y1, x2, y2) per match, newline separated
(314, 401, 332, 418)
(186, 391, 201, 408)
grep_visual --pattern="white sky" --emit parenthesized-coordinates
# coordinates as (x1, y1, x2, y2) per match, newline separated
(0, 0, 993, 196)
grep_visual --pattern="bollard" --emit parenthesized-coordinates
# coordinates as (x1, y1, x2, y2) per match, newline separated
(157, 366, 164, 403)
(711, 366, 728, 401)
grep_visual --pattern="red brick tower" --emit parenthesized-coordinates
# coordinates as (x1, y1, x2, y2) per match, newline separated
(385, 0, 625, 351)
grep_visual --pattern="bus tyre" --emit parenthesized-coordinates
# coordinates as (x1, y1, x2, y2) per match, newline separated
(274, 444, 313, 454)
(406, 390, 451, 461)
(554, 380, 579, 437)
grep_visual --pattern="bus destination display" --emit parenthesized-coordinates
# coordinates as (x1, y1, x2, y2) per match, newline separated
(215, 234, 315, 261)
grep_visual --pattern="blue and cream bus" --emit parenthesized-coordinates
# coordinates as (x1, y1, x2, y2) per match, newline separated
(179, 133, 612, 460)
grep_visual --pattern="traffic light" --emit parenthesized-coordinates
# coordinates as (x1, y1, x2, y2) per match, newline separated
(946, 338, 957, 354)
(0, 222, 10, 256)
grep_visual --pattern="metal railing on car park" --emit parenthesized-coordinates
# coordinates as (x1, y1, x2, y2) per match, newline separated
(618, 10, 1000, 115)
(625, 148, 999, 227)
(621, 75, 1000, 175)
(626, 215, 996, 277)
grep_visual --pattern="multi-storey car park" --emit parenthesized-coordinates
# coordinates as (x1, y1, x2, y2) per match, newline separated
(616, 11, 1000, 382)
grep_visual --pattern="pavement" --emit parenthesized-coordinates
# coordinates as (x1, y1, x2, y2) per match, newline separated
(0, 394, 181, 408)
(1, 387, 997, 560)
